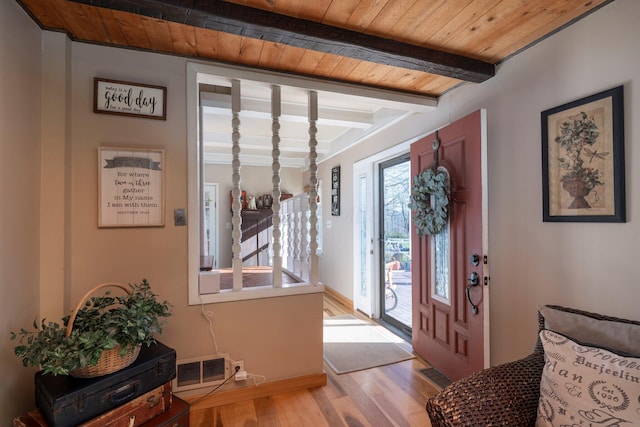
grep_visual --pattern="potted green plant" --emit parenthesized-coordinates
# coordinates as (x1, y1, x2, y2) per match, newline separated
(10, 279, 172, 377)
(555, 111, 608, 208)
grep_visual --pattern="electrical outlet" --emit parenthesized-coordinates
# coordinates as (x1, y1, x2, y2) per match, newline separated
(231, 360, 246, 381)
(231, 360, 244, 374)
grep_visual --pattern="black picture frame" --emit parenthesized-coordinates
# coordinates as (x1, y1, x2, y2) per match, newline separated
(541, 86, 625, 222)
(94, 78, 167, 120)
(331, 166, 340, 216)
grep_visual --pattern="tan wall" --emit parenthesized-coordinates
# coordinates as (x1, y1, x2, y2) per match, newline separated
(65, 43, 323, 392)
(317, 0, 640, 366)
(1, 10, 322, 418)
(0, 1, 42, 420)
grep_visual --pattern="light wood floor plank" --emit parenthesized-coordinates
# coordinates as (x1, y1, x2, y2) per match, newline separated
(369, 368, 432, 426)
(355, 371, 411, 426)
(331, 369, 396, 427)
(253, 396, 281, 426)
(271, 390, 331, 427)
(330, 395, 374, 427)
(217, 399, 259, 426)
(189, 407, 215, 427)
(309, 384, 346, 427)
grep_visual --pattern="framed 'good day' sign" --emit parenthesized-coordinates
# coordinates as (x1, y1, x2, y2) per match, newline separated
(94, 78, 167, 120)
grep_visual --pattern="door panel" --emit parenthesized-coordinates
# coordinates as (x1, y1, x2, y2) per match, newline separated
(379, 155, 412, 332)
(411, 110, 487, 381)
(354, 168, 374, 316)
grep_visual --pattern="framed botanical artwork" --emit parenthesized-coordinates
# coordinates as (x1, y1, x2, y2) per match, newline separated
(541, 86, 625, 222)
(331, 166, 340, 216)
(98, 147, 165, 227)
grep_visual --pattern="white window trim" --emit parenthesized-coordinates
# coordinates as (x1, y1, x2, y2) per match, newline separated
(186, 61, 433, 304)
(193, 283, 325, 304)
(187, 62, 328, 305)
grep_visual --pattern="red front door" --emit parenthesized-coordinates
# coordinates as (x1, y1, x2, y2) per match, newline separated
(411, 110, 488, 381)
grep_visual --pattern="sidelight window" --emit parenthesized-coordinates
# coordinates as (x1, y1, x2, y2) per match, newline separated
(431, 168, 451, 304)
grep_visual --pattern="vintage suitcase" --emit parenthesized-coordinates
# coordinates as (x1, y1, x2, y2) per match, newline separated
(81, 382, 172, 427)
(140, 396, 190, 427)
(13, 383, 172, 427)
(34, 341, 176, 427)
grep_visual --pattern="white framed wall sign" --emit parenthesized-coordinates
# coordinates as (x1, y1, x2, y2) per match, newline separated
(94, 78, 167, 120)
(98, 147, 165, 227)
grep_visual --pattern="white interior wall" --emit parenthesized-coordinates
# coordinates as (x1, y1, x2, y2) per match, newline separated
(318, 0, 639, 365)
(482, 0, 638, 364)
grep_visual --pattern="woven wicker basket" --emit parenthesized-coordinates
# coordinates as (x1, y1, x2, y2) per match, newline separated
(66, 283, 142, 378)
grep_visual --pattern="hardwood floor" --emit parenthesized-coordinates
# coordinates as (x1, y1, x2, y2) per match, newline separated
(190, 292, 440, 426)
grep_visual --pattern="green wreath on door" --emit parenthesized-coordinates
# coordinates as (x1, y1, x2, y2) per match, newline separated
(408, 168, 450, 236)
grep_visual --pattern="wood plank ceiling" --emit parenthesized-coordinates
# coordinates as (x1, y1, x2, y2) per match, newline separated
(17, 0, 611, 98)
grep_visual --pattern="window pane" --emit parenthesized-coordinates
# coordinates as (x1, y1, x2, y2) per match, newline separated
(359, 175, 367, 297)
(431, 168, 450, 303)
(433, 225, 449, 301)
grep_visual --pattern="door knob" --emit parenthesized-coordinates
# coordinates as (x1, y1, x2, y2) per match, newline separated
(466, 272, 480, 315)
(467, 272, 479, 287)
(469, 254, 480, 266)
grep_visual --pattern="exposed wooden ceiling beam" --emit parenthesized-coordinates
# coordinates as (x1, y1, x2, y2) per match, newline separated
(70, 0, 495, 83)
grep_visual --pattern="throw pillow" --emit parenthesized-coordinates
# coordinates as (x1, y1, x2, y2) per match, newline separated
(536, 329, 640, 427)
(540, 305, 640, 356)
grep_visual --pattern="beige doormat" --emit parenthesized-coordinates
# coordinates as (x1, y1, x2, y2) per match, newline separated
(323, 315, 415, 374)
